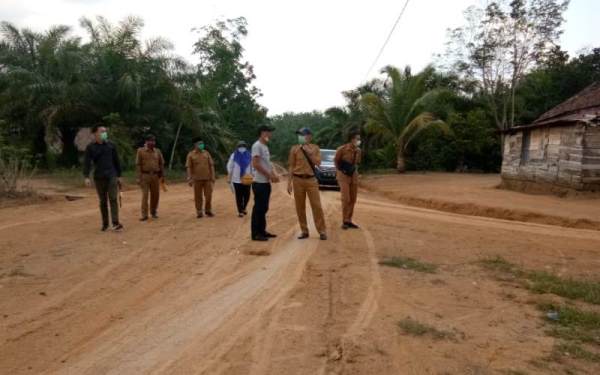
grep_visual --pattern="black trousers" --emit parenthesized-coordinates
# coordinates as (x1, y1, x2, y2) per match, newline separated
(95, 177, 119, 226)
(251, 182, 271, 237)
(234, 183, 251, 214)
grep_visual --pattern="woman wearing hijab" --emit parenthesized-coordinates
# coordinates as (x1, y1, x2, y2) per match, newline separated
(227, 141, 253, 217)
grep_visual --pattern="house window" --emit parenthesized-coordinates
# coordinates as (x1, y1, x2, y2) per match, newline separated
(521, 130, 531, 163)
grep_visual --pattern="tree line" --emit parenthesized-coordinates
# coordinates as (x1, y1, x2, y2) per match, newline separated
(1, 0, 599, 174)
(0, 16, 265, 172)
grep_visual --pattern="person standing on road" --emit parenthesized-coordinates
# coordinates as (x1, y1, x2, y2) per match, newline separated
(186, 137, 216, 218)
(251, 125, 280, 241)
(227, 141, 253, 217)
(287, 127, 327, 240)
(335, 131, 362, 230)
(135, 134, 165, 221)
(83, 125, 124, 232)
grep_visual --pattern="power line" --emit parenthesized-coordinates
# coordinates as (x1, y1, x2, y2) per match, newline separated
(364, 0, 411, 81)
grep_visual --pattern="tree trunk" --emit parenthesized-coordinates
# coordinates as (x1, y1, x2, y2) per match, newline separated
(396, 151, 406, 173)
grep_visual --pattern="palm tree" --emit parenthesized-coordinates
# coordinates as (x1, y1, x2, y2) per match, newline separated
(361, 65, 450, 172)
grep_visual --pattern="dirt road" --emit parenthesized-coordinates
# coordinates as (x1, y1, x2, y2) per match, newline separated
(1, 176, 600, 374)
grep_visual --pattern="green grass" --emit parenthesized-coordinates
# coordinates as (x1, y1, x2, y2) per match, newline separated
(479, 256, 600, 305)
(379, 256, 437, 273)
(528, 271, 600, 305)
(538, 303, 600, 345)
(552, 342, 600, 363)
(397, 317, 455, 340)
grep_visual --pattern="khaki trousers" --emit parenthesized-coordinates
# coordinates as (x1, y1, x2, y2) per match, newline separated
(337, 171, 358, 223)
(194, 180, 213, 214)
(293, 177, 326, 235)
(140, 173, 160, 218)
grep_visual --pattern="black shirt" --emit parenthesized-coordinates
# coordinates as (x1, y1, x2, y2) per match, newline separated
(83, 141, 122, 179)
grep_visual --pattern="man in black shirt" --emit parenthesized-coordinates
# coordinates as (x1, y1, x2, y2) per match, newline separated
(83, 125, 124, 231)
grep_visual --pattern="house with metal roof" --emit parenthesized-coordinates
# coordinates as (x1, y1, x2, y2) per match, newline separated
(501, 82, 600, 192)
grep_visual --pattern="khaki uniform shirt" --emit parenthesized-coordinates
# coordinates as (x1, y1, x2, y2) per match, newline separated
(136, 147, 164, 175)
(186, 149, 215, 181)
(288, 144, 321, 176)
(335, 143, 362, 170)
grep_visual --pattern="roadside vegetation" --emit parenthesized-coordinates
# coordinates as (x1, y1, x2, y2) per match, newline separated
(1, 0, 598, 181)
(379, 256, 437, 274)
(480, 256, 600, 367)
(397, 317, 458, 341)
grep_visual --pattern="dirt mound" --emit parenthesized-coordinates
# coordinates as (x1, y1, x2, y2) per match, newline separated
(361, 188, 600, 231)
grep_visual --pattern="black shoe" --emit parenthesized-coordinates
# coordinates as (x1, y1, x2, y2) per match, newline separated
(112, 223, 124, 231)
(238, 213, 245, 218)
(348, 222, 360, 229)
(140, 217, 149, 222)
(298, 233, 309, 240)
(320, 233, 328, 241)
(197, 213, 204, 218)
(206, 211, 215, 217)
(342, 223, 350, 230)
(264, 232, 277, 238)
(242, 211, 248, 216)
(151, 213, 158, 219)
(101, 224, 109, 232)
(252, 235, 269, 242)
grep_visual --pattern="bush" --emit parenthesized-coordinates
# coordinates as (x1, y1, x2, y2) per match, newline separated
(0, 140, 36, 198)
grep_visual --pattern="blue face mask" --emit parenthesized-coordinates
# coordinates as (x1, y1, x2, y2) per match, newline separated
(100, 131, 108, 141)
(197, 143, 205, 151)
(238, 147, 247, 153)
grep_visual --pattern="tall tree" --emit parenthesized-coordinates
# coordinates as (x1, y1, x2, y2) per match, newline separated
(443, 0, 569, 134)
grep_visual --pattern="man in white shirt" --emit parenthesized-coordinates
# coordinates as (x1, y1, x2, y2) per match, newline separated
(251, 125, 280, 241)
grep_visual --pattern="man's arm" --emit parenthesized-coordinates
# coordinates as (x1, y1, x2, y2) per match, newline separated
(287, 147, 296, 181)
(185, 154, 192, 181)
(252, 155, 270, 177)
(313, 145, 321, 167)
(334, 146, 343, 169)
(83, 145, 92, 178)
(226, 154, 234, 182)
(158, 150, 165, 178)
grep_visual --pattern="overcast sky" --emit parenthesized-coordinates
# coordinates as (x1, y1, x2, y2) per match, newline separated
(1, 0, 598, 115)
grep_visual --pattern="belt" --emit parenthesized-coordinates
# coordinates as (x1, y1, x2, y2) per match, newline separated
(141, 171, 159, 175)
(293, 174, 315, 179)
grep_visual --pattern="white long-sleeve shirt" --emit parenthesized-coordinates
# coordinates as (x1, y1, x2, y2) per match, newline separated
(227, 152, 252, 183)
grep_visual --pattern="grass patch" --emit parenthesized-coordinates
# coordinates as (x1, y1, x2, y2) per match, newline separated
(479, 256, 600, 305)
(528, 271, 600, 305)
(397, 317, 455, 340)
(379, 256, 437, 273)
(552, 342, 600, 363)
(538, 303, 600, 345)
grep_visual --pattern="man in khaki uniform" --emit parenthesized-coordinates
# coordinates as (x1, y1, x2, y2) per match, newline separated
(335, 131, 362, 230)
(136, 134, 164, 221)
(186, 137, 216, 218)
(287, 127, 327, 240)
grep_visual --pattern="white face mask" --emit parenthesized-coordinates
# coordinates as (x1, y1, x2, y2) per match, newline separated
(238, 147, 247, 153)
(264, 136, 270, 143)
(354, 140, 362, 147)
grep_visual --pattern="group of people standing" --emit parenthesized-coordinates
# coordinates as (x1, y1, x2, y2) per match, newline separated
(82, 124, 362, 241)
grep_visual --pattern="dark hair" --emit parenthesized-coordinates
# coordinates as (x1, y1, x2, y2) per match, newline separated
(347, 130, 361, 142)
(146, 134, 156, 141)
(91, 125, 101, 134)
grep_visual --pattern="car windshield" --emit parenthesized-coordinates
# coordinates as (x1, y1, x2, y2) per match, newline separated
(321, 150, 335, 163)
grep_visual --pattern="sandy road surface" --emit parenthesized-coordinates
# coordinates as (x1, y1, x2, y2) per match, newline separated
(1, 177, 600, 374)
